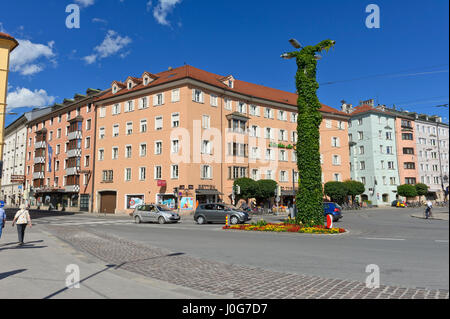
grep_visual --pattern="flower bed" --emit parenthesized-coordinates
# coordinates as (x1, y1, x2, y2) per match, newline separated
(223, 221, 346, 234)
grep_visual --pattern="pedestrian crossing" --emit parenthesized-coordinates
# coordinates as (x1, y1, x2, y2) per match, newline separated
(34, 217, 134, 227)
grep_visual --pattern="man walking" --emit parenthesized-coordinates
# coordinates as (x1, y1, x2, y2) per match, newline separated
(0, 201, 6, 240)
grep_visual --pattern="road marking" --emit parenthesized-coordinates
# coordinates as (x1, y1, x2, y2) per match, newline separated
(435, 240, 449, 243)
(362, 237, 406, 241)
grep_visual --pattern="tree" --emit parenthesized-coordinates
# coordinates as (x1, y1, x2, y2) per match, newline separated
(255, 180, 277, 204)
(415, 183, 428, 203)
(324, 181, 348, 205)
(284, 39, 336, 226)
(397, 184, 417, 199)
(344, 180, 365, 203)
(233, 178, 258, 201)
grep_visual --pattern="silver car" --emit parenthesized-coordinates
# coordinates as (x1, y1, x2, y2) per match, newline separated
(133, 204, 180, 224)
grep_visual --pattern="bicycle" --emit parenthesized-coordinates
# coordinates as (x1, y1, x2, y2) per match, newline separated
(423, 207, 433, 219)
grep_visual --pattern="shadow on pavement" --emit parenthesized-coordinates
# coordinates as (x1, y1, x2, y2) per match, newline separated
(0, 244, 47, 252)
(0, 269, 27, 280)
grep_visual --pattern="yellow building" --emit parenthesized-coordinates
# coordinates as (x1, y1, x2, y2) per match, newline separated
(0, 32, 19, 179)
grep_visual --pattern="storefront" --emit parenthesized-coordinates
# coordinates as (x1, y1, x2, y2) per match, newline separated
(195, 185, 223, 204)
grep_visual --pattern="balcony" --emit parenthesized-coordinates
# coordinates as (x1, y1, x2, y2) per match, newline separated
(35, 141, 46, 149)
(33, 172, 44, 179)
(68, 130, 82, 141)
(65, 184, 80, 193)
(34, 156, 46, 164)
(65, 167, 79, 176)
(67, 148, 81, 158)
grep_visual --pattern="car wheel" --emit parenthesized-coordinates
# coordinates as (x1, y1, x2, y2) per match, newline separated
(230, 215, 239, 225)
(158, 216, 166, 224)
(197, 216, 206, 225)
(134, 216, 141, 224)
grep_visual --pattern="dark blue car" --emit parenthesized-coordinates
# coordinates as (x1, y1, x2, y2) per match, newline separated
(324, 202, 342, 222)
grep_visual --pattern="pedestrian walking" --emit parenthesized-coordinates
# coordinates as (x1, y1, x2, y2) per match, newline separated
(12, 204, 32, 245)
(425, 200, 433, 219)
(0, 201, 6, 240)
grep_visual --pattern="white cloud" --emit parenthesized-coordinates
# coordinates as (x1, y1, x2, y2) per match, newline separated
(153, 0, 182, 26)
(74, 0, 95, 8)
(83, 30, 132, 64)
(92, 18, 107, 24)
(9, 39, 56, 76)
(6, 87, 56, 111)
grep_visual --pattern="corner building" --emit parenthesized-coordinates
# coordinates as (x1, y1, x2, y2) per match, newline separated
(93, 65, 350, 214)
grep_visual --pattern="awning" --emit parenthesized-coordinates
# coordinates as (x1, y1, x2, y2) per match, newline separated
(195, 189, 224, 196)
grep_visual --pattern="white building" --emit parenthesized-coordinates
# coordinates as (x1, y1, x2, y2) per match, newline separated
(1, 108, 54, 206)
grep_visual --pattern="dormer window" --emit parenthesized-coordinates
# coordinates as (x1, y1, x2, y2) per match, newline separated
(144, 77, 149, 86)
(127, 81, 133, 90)
(228, 80, 233, 88)
(112, 85, 118, 94)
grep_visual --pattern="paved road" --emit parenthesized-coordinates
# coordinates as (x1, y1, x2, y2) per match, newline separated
(27, 207, 449, 292)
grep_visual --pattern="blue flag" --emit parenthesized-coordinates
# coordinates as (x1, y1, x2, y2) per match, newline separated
(48, 144, 53, 172)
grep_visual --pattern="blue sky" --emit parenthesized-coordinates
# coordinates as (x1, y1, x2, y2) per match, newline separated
(1, 0, 449, 126)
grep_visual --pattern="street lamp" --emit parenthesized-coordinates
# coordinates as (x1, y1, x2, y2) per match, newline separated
(289, 38, 302, 49)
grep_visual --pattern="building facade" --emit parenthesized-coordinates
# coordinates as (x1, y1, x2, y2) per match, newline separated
(347, 104, 401, 206)
(93, 65, 350, 214)
(24, 89, 103, 211)
(415, 114, 449, 200)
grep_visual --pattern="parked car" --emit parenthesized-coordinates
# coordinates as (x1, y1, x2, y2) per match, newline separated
(133, 204, 180, 224)
(194, 203, 251, 225)
(391, 200, 406, 208)
(323, 202, 342, 222)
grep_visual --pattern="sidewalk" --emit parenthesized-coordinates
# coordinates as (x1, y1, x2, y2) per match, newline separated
(0, 225, 223, 299)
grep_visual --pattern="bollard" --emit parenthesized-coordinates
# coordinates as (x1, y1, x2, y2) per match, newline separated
(326, 214, 333, 229)
(225, 215, 229, 227)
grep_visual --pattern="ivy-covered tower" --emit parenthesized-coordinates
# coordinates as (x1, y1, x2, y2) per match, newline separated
(283, 39, 335, 226)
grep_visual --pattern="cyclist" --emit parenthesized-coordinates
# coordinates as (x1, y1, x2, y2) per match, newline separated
(425, 200, 433, 219)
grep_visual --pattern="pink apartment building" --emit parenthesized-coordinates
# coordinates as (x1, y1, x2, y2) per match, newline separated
(393, 112, 419, 185)
(93, 65, 350, 214)
(24, 89, 104, 211)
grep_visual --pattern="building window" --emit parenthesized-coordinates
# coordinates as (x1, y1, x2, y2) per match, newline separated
(332, 137, 340, 147)
(202, 140, 211, 155)
(402, 133, 413, 140)
(125, 168, 132, 181)
(125, 100, 134, 112)
(154, 166, 162, 179)
(201, 165, 212, 179)
(99, 107, 106, 118)
(237, 102, 247, 114)
(192, 89, 204, 103)
(403, 148, 414, 155)
(249, 105, 259, 116)
(102, 170, 113, 182)
(155, 116, 163, 130)
(386, 146, 393, 154)
(140, 143, 147, 157)
(280, 171, 288, 182)
(139, 167, 146, 181)
(326, 120, 332, 128)
(404, 162, 415, 170)
(86, 119, 91, 130)
(84, 156, 90, 168)
(99, 127, 105, 139)
(126, 122, 133, 135)
(210, 94, 218, 107)
(125, 145, 132, 158)
(386, 132, 392, 140)
(224, 98, 232, 110)
(140, 97, 148, 109)
(85, 137, 91, 149)
(140, 119, 147, 133)
(388, 161, 395, 170)
(113, 125, 119, 137)
(112, 147, 119, 160)
(358, 131, 364, 140)
(57, 128, 61, 138)
(171, 89, 180, 102)
(171, 140, 179, 153)
(334, 173, 341, 182)
(360, 161, 366, 170)
(155, 141, 162, 155)
(171, 113, 180, 127)
(171, 165, 179, 179)
(202, 115, 210, 129)
(153, 93, 164, 106)
(333, 155, 341, 166)
(112, 103, 121, 115)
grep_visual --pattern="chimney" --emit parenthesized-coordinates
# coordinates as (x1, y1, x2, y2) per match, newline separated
(359, 99, 375, 107)
(168, 66, 173, 71)
(340, 100, 353, 113)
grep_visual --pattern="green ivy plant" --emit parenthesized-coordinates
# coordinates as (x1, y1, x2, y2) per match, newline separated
(285, 39, 336, 227)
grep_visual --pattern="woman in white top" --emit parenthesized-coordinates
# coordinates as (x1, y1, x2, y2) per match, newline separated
(12, 204, 32, 245)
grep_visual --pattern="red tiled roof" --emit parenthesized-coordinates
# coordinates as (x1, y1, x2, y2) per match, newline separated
(97, 65, 348, 116)
(0, 32, 19, 51)
(350, 104, 395, 117)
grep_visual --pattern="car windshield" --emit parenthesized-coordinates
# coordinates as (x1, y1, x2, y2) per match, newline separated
(157, 205, 172, 211)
